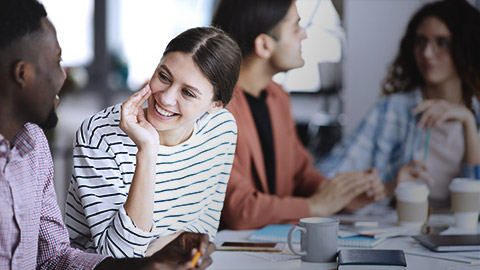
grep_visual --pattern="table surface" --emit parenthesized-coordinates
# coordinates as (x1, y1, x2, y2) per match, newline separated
(210, 202, 480, 270)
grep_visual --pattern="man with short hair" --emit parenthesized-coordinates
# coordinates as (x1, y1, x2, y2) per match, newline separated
(0, 0, 212, 269)
(212, 0, 386, 230)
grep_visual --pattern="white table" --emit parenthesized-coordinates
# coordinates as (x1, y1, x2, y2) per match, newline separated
(210, 230, 472, 270)
(210, 203, 479, 270)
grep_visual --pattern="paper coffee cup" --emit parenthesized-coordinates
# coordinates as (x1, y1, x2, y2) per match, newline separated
(395, 183, 429, 227)
(449, 178, 480, 229)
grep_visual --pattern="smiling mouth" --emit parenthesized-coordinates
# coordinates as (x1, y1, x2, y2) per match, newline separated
(154, 102, 177, 117)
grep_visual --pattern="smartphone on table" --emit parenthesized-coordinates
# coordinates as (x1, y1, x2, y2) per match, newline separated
(216, 241, 284, 252)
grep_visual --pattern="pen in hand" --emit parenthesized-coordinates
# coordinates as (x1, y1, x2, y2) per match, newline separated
(409, 128, 432, 186)
(190, 250, 202, 268)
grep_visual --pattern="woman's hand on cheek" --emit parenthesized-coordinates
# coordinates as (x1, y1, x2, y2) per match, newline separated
(120, 86, 159, 150)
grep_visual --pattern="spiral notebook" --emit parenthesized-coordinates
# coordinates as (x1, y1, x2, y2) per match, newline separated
(248, 224, 386, 248)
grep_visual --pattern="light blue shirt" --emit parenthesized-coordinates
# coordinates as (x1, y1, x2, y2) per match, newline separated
(318, 89, 480, 183)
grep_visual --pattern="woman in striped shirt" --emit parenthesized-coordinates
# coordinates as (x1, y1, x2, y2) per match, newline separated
(65, 26, 241, 258)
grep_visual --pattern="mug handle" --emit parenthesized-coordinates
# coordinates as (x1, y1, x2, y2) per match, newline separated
(287, 226, 307, 256)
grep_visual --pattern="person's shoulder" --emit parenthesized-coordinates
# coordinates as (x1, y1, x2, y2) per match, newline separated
(22, 124, 52, 161)
(24, 122, 45, 137)
(75, 104, 124, 145)
(196, 109, 237, 136)
(376, 90, 420, 113)
(24, 123, 48, 146)
(212, 108, 236, 122)
(226, 85, 245, 111)
(79, 104, 121, 131)
(384, 90, 419, 102)
(85, 104, 121, 128)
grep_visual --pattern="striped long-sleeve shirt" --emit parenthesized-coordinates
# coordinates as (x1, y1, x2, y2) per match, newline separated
(65, 104, 237, 258)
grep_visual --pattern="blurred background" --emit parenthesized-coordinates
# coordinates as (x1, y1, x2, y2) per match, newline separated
(40, 0, 479, 217)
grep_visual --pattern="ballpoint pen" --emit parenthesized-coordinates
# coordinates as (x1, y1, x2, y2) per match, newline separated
(423, 129, 431, 161)
(190, 250, 202, 268)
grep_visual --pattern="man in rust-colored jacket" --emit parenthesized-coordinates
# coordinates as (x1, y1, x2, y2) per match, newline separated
(212, 0, 386, 230)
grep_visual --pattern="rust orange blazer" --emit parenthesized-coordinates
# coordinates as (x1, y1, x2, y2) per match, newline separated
(222, 81, 325, 230)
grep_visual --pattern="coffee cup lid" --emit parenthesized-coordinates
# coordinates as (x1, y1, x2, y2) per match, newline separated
(395, 182, 429, 202)
(449, 178, 480, 192)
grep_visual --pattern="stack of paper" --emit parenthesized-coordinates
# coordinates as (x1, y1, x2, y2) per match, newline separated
(339, 223, 408, 238)
(338, 235, 387, 248)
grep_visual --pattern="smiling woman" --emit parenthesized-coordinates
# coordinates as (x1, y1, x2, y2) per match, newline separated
(145, 52, 222, 146)
(64, 26, 241, 258)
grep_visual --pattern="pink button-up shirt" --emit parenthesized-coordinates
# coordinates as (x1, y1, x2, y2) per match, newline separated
(0, 123, 105, 269)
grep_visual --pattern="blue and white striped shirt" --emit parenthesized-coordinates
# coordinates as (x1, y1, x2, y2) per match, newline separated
(65, 104, 237, 258)
(318, 89, 480, 183)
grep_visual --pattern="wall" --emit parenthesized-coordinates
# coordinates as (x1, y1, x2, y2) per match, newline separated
(343, 0, 426, 133)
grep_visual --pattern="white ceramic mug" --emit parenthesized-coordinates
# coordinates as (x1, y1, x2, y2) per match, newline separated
(287, 217, 338, 263)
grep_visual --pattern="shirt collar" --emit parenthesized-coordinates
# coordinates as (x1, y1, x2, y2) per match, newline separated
(0, 135, 8, 157)
(413, 87, 423, 104)
(0, 124, 36, 157)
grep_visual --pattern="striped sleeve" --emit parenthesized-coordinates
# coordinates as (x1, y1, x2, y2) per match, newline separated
(182, 112, 237, 240)
(65, 106, 154, 258)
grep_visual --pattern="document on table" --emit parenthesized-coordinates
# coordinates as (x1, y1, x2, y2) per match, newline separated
(406, 242, 480, 264)
(333, 199, 397, 223)
(447, 265, 480, 270)
(241, 251, 300, 262)
(339, 223, 408, 238)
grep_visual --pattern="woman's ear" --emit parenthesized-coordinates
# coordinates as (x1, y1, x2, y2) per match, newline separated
(254, 33, 275, 59)
(207, 100, 223, 114)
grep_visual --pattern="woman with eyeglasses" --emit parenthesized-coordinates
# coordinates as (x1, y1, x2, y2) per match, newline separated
(319, 0, 480, 207)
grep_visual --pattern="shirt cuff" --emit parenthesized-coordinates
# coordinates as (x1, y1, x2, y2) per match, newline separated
(115, 206, 155, 256)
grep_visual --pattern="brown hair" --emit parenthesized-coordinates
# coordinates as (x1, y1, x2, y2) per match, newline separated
(211, 0, 293, 57)
(163, 26, 242, 106)
(382, 0, 480, 108)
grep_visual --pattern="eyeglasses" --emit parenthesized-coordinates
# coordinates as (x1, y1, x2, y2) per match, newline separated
(414, 36, 451, 55)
